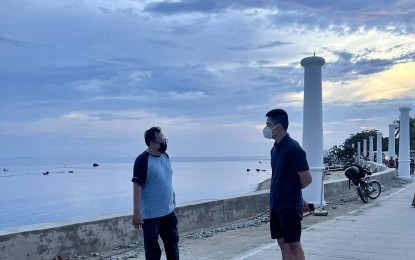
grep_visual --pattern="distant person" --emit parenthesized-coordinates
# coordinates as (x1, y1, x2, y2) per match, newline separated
(387, 157, 396, 168)
(263, 109, 312, 260)
(132, 127, 179, 260)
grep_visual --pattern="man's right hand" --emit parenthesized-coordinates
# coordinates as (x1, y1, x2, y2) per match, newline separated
(132, 210, 144, 229)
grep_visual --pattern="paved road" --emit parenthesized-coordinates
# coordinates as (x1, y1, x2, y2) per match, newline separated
(106, 175, 414, 260)
(232, 180, 415, 260)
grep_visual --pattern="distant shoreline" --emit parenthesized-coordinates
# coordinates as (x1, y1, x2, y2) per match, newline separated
(255, 178, 271, 191)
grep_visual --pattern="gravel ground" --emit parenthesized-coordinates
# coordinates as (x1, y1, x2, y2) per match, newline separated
(62, 177, 413, 260)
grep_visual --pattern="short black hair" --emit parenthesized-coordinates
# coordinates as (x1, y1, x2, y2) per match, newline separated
(144, 127, 161, 146)
(265, 109, 289, 130)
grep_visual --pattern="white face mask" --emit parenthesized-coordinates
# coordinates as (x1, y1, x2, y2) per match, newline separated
(263, 125, 277, 139)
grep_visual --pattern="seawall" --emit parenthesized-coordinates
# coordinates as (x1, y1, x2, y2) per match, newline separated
(0, 163, 397, 260)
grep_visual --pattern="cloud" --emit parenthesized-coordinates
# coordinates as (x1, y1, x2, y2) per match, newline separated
(229, 41, 292, 51)
(323, 62, 415, 104)
(1, 0, 415, 157)
(0, 35, 59, 49)
(143, 0, 275, 14)
(0, 35, 28, 47)
(324, 50, 394, 81)
(0, 109, 190, 137)
(345, 117, 380, 123)
(354, 59, 394, 75)
(271, 0, 415, 34)
(63, 112, 100, 121)
(142, 0, 415, 34)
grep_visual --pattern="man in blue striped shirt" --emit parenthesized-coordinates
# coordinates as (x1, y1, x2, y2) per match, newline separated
(132, 127, 179, 260)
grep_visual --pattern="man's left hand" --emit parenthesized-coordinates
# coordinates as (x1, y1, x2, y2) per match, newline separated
(303, 199, 311, 212)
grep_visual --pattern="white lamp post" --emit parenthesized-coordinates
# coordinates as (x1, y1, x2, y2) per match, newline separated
(300, 55, 325, 206)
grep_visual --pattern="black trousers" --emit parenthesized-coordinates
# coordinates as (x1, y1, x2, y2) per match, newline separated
(142, 211, 179, 260)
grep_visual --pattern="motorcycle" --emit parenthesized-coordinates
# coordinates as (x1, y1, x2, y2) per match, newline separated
(345, 165, 382, 203)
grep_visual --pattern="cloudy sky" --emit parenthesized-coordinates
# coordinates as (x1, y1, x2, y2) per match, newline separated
(1, 0, 414, 160)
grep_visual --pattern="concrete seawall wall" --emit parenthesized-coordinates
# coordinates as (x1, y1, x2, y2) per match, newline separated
(0, 166, 397, 260)
(0, 191, 270, 260)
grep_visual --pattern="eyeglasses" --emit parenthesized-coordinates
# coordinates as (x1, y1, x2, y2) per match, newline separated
(153, 138, 168, 144)
(266, 122, 279, 128)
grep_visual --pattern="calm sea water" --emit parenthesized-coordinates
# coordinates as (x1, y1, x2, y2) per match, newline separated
(0, 156, 271, 231)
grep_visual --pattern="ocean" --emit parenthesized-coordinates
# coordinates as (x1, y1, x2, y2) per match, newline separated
(0, 156, 271, 231)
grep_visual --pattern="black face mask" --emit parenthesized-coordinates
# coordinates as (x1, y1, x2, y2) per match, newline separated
(157, 142, 167, 153)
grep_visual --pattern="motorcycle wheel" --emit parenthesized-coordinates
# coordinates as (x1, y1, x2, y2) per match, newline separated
(367, 180, 381, 199)
(357, 186, 368, 203)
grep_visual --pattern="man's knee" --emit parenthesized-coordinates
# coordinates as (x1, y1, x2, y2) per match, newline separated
(286, 241, 303, 252)
(276, 238, 286, 249)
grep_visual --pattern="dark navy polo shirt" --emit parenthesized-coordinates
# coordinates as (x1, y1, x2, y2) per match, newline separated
(270, 134, 309, 209)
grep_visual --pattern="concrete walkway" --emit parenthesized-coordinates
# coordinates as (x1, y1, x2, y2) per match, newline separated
(232, 180, 415, 260)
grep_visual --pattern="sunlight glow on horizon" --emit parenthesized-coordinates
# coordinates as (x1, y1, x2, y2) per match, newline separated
(323, 62, 415, 103)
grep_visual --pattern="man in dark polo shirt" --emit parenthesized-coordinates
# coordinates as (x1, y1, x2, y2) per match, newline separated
(263, 109, 312, 260)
